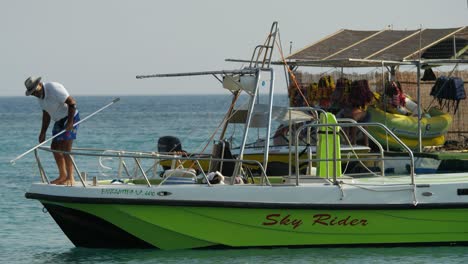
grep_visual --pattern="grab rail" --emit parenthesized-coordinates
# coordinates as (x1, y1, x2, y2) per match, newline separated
(294, 122, 415, 185)
(34, 146, 271, 187)
(336, 118, 385, 177)
(32, 118, 416, 188)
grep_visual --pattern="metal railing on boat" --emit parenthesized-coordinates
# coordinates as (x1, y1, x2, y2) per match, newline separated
(31, 119, 416, 188)
(33, 147, 270, 188)
(292, 121, 415, 185)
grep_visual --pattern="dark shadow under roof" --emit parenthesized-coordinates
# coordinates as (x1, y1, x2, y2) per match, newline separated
(286, 27, 468, 67)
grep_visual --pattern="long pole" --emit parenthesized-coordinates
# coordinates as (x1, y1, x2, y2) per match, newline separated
(10, 97, 120, 164)
(416, 62, 422, 152)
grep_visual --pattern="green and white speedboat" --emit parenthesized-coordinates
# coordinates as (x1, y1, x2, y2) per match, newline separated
(25, 22, 468, 250)
(26, 170, 468, 250)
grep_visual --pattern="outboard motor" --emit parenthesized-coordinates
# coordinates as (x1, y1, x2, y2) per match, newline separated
(157, 136, 182, 153)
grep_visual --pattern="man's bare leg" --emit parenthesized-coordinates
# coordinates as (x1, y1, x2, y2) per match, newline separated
(51, 141, 67, 184)
(63, 140, 75, 186)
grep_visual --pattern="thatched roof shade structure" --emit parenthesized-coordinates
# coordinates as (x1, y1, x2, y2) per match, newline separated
(285, 27, 468, 67)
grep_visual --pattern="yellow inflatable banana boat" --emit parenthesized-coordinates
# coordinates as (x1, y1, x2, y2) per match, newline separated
(366, 106, 452, 149)
(367, 130, 446, 150)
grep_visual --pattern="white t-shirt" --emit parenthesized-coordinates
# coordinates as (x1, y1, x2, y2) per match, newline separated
(38, 82, 70, 121)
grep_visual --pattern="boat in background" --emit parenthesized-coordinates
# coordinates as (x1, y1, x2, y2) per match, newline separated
(24, 22, 468, 250)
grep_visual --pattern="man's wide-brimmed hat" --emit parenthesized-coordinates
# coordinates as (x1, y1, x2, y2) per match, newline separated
(24, 76, 42, 96)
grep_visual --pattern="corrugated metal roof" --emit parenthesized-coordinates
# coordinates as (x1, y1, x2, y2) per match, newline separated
(286, 27, 468, 67)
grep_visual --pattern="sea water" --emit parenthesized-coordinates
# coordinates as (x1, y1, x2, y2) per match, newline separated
(0, 95, 467, 264)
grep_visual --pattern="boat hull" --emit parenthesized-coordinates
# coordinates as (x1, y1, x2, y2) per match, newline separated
(30, 192, 468, 250)
(43, 203, 155, 248)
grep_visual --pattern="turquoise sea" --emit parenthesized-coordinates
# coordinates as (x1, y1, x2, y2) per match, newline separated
(1, 95, 467, 264)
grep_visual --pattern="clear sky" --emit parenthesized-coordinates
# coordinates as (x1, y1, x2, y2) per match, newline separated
(1, 0, 467, 96)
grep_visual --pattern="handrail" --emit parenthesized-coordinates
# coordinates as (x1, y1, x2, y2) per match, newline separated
(336, 118, 385, 177)
(33, 121, 415, 187)
(34, 149, 49, 184)
(134, 157, 151, 187)
(294, 122, 415, 184)
(249, 21, 279, 69)
(34, 146, 271, 187)
(69, 155, 86, 187)
(286, 106, 323, 185)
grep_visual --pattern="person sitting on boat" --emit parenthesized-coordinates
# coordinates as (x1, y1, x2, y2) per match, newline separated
(384, 81, 409, 115)
(25, 76, 80, 186)
(330, 78, 350, 114)
(336, 79, 374, 145)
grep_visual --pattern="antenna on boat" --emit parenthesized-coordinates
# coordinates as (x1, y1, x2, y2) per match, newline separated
(10, 97, 121, 164)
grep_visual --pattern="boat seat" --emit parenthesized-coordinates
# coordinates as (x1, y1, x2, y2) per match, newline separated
(162, 168, 197, 178)
(162, 168, 197, 184)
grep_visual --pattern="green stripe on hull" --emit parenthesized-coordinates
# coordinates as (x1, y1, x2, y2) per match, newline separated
(46, 202, 468, 249)
(44, 201, 215, 250)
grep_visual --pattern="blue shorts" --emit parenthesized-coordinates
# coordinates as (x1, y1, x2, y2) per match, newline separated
(52, 112, 80, 142)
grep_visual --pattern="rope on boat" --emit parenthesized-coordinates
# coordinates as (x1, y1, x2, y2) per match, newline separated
(340, 129, 380, 177)
(162, 30, 312, 175)
(274, 37, 311, 108)
(175, 95, 250, 172)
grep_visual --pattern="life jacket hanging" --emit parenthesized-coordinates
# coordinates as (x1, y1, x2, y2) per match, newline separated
(430, 76, 466, 114)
